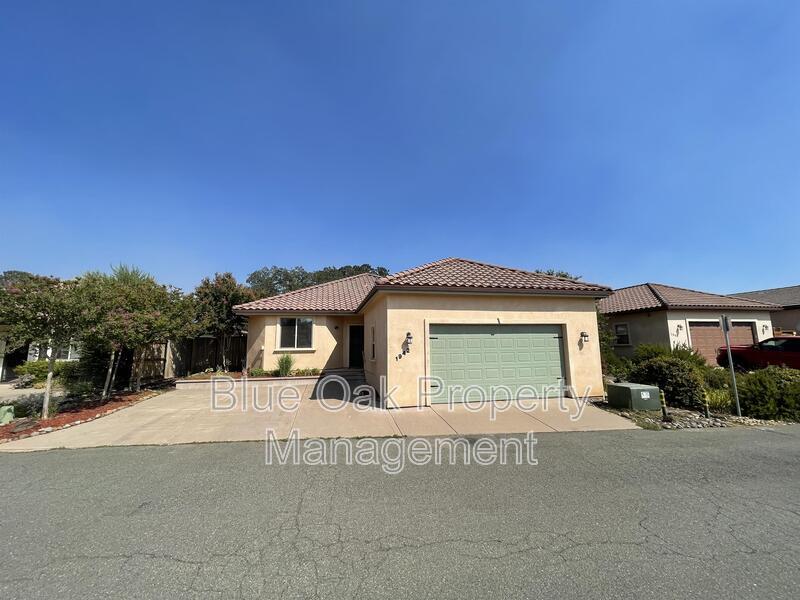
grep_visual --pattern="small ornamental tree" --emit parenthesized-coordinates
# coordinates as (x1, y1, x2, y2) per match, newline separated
(74, 271, 130, 398)
(0, 276, 84, 417)
(108, 267, 194, 391)
(76, 266, 195, 394)
(192, 273, 254, 371)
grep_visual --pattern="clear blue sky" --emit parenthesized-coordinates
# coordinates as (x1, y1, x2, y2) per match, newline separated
(2, 1, 798, 294)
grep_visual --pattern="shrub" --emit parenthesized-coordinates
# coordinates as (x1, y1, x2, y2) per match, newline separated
(670, 344, 708, 369)
(737, 366, 800, 421)
(15, 361, 66, 383)
(602, 350, 631, 381)
(629, 356, 705, 410)
(11, 395, 44, 418)
(632, 344, 671, 363)
(249, 367, 268, 378)
(701, 366, 732, 391)
(705, 388, 732, 413)
(276, 353, 294, 377)
(633, 343, 706, 369)
(292, 368, 322, 376)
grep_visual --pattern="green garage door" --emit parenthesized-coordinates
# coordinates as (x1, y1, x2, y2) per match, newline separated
(429, 324, 566, 403)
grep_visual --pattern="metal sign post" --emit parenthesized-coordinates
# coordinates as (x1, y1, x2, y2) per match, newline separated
(721, 315, 742, 417)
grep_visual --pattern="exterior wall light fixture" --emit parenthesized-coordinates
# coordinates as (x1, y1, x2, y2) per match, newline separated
(403, 332, 413, 354)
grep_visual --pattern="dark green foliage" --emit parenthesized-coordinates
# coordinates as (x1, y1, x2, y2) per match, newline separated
(737, 366, 800, 421)
(702, 367, 732, 391)
(603, 352, 632, 381)
(15, 361, 67, 382)
(61, 343, 113, 397)
(246, 264, 389, 298)
(629, 356, 706, 410)
(193, 273, 254, 371)
(669, 345, 708, 369)
(534, 269, 581, 280)
(597, 310, 630, 379)
(631, 344, 671, 363)
(633, 343, 706, 369)
(0, 270, 50, 290)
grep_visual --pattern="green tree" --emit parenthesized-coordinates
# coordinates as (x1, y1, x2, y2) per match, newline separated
(0, 270, 48, 290)
(246, 264, 389, 298)
(535, 269, 581, 280)
(0, 276, 84, 417)
(76, 266, 194, 394)
(193, 273, 254, 371)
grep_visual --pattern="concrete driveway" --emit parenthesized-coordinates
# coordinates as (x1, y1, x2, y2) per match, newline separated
(0, 387, 636, 452)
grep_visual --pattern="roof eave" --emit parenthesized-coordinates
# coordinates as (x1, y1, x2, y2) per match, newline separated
(601, 304, 779, 316)
(361, 284, 610, 306)
(234, 309, 359, 316)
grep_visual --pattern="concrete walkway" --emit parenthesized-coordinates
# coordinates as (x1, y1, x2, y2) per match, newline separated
(0, 387, 637, 452)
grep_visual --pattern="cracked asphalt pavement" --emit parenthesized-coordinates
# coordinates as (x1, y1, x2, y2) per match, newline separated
(1, 426, 799, 599)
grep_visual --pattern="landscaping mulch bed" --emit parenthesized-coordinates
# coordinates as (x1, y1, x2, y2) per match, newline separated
(184, 371, 244, 380)
(592, 399, 787, 430)
(0, 390, 159, 443)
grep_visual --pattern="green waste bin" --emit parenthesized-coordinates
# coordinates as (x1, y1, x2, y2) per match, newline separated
(607, 382, 661, 410)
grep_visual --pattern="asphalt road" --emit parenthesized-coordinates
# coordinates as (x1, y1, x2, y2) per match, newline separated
(1, 427, 799, 599)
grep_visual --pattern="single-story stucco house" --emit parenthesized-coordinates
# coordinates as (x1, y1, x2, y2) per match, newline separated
(234, 258, 611, 407)
(598, 283, 779, 364)
(729, 285, 800, 335)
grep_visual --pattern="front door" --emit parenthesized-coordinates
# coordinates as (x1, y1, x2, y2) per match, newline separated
(348, 325, 364, 368)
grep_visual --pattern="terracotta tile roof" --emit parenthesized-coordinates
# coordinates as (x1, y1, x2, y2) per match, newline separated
(235, 258, 611, 314)
(598, 283, 780, 315)
(729, 285, 800, 309)
(375, 258, 610, 295)
(234, 273, 379, 313)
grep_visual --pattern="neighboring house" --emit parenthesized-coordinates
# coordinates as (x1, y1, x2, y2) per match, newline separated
(729, 285, 800, 334)
(234, 258, 611, 407)
(0, 325, 82, 381)
(598, 283, 778, 364)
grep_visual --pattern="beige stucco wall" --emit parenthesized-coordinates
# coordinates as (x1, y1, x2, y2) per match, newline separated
(605, 311, 670, 358)
(666, 310, 773, 347)
(245, 314, 353, 372)
(382, 292, 606, 408)
(771, 308, 800, 332)
(361, 295, 388, 390)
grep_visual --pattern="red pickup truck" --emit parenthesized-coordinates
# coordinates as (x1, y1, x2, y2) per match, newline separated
(716, 336, 800, 370)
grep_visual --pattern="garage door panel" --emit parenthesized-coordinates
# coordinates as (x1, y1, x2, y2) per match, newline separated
(429, 324, 566, 403)
(688, 321, 755, 364)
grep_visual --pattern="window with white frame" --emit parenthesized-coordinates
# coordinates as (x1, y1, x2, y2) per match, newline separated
(54, 341, 82, 361)
(614, 323, 631, 346)
(279, 318, 313, 349)
(370, 325, 375, 360)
